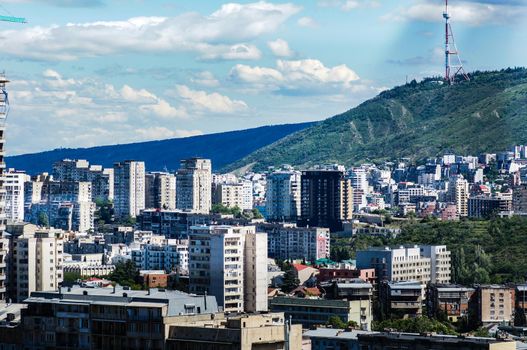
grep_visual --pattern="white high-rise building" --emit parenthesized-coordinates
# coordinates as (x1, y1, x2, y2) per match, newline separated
(4, 169, 29, 222)
(145, 172, 176, 210)
(213, 181, 253, 210)
(448, 175, 469, 217)
(176, 158, 212, 214)
(131, 238, 188, 274)
(189, 225, 268, 313)
(265, 171, 301, 221)
(350, 167, 369, 194)
(113, 161, 145, 218)
(5, 223, 64, 302)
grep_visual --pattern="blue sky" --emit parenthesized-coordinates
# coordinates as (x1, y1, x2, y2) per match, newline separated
(1, 0, 526, 155)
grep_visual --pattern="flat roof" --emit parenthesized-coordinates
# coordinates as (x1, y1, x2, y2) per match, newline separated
(304, 328, 377, 340)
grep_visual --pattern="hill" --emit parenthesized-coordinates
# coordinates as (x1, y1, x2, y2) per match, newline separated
(6, 122, 314, 174)
(225, 68, 527, 171)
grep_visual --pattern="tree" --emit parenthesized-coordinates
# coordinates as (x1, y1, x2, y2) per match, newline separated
(109, 260, 142, 290)
(280, 264, 300, 293)
(37, 212, 49, 227)
(251, 208, 264, 219)
(515, 308, 527, 327)
(327, 315, 347, 329)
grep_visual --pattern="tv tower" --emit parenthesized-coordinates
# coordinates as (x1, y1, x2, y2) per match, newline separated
(443, 0, 469, 84)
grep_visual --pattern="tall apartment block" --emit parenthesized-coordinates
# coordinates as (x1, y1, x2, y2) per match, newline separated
(299, 169, 353, 232)
(113, 160, 145, 218)
(176, 158, 212, 214)
(448, 175, 469, 217)
(5, 223, 64, 302)
(0, 75, 9, 301)
(266, 171, 301, 221)
(4, 169, 29, 222)
(212, 181, 253, 210)
(257, 223, 330, 263)
(145, 172, 176, 210)
(356, 245, 451, 285)
(188, 225, 267, 313)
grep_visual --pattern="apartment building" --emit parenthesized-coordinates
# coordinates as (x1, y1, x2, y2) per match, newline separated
(0, 236, 7, 301)
(269, 296, 372, 330)
(176, 158, 212, 214)
(166, 312, 302, 350)
(356, 245, 451, 285)
(257, 223, 330, 263)
(266, 171, 301, 222)
(20, 286, 218, 350)
(299, 169, 353, 232)
(513, 184, 527, 215)
(469, 192, 513, 218)
(475, 285, 515, 325)
(448, 175, 469, 217)
(379, 281, 423, 319)
(188, 225, 267, 313)
(4, 223, 64, 302)
(145, 172, 176, 210)
(212, 181, 253, 210)
(4, 169, 28, 222)
(113, 160, 145, 218)
(427, 284, 475, 322)
(131, 239, 189, 274)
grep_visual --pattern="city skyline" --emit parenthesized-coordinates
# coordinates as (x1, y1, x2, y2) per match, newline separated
(1, 0, 526, 155)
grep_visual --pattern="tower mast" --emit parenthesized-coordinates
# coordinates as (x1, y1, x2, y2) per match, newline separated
(443, 0, 469, 84)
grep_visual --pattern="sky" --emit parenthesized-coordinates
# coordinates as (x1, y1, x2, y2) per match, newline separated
(1, 0, 526, 155)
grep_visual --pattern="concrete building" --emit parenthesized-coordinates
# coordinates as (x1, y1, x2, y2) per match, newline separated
(304, 328, 374, 350)
(475, 285, 515, 325)
(213, 181, 253, 210)
(176, 158, 212, 214)
(469, 193, 513, 218)
(266, 171, 301, 222)
(4, 223, 64, 302)
(513, 184, 527, 215)
(0, 237, 7, 301)
(21, 286, 218, 350)
(299, 169, 353, 232)
(145, 172, 176, 210)
(131, 239, 188, 274)
(166, 312, 302, 350)
(356, 245, 451, 285)
(269, 296, 372, 330)
(257, 223, 330, 263)
(189, 225, 268, 313)
(4, 169, 28, 222)
(448, 175, 469, 217)
(357, 332, 516, 350)
(379, 281, 423, 318)
(427, 284, 475, 323)
(113, 160, 145, 218)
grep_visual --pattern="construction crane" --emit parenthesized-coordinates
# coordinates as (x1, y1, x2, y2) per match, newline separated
(0, 15, 25, 23)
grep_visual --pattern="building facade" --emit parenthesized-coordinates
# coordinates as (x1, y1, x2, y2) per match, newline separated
(145, 172, 176, 210)
(176, 158, 212, 214)
(266, 171, 301, 222)
(113, 160, 145, 218)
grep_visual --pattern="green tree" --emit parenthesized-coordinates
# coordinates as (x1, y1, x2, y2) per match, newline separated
(327, 315, 347, 329)
(37, 212, 49, 227)
(515, 308, 527, 327)
(280, 264, 300, 293)
(109, 260, 142, 290)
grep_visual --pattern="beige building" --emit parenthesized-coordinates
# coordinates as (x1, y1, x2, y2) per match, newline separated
(176, 158, 212, 213)
(477, 285, 515, 325)
(189, 225, 268, 313)
(166, 312, 302, 350)
(448, 175, 469, 217)
(113, 160, 145, 218)
(5, 223, 64, 302)
(213, 181, 253, 210)
(145, 172, 176, 210)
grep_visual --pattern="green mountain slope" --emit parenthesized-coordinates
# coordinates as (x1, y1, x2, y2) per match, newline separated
(226, 68, 527, 171)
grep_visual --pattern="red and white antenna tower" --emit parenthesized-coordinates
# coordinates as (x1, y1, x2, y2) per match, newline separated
(443, 0, 469, 84)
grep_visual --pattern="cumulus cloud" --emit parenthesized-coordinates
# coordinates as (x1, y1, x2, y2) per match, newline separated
(0, 1, 300, 61)
(172, 85, 248, 113)
(230, 59, 360, 94)
(318, 0, 380, 11)
(190, 71, 220, 88)
(267, 39, 294, 57)
(297, 16, 318, 28)
(384, 1, 527, 25)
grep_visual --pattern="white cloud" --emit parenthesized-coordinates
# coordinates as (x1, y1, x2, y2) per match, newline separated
(267, 39, 294, 57)
(230, 59, 360, 93)
(120, 85, 157, 103)
(173, 85, 248, 113)
(318, 0, 379, 11)
(297, 16, 318, 28)
(136, 127, 203, 140)
(0, 1, 300, 61)
(190, 71, 220, 88)
(384, 1, 527, 25)
(140, 99, 187, 119)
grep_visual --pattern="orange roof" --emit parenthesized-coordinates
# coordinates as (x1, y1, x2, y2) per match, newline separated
(292, 263, 310, 271)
